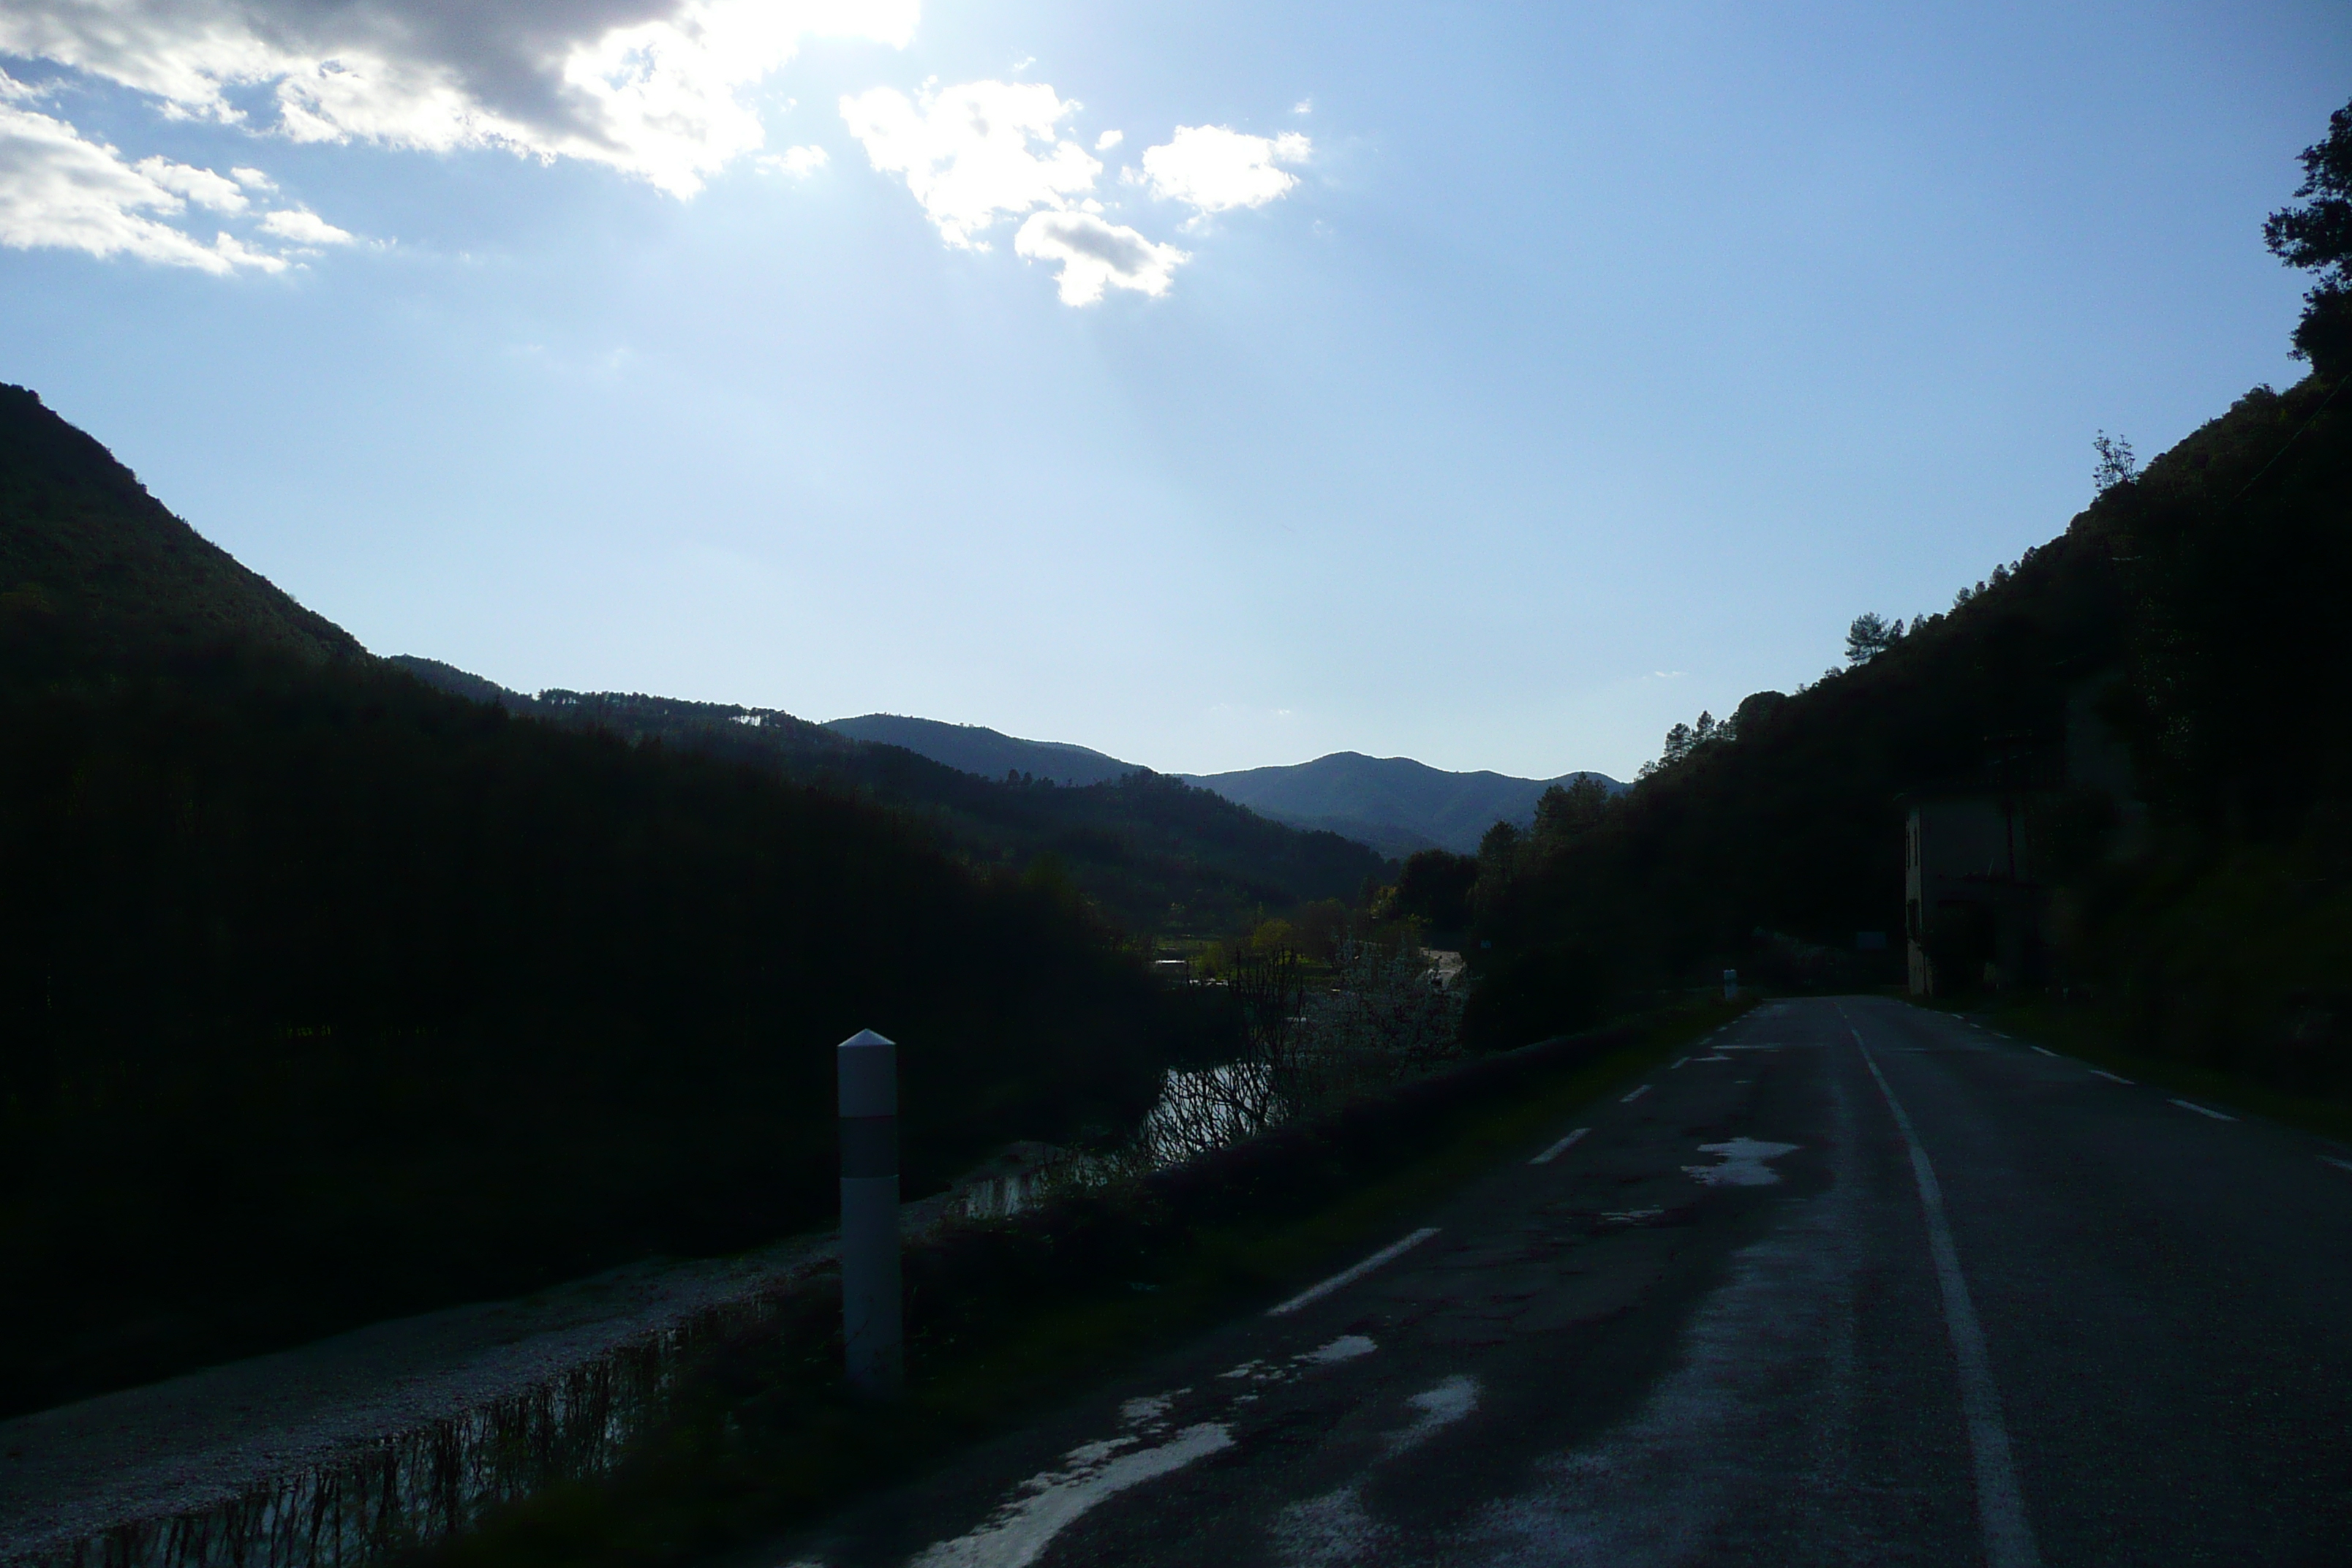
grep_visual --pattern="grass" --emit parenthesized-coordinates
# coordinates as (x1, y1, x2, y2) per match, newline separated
(1912, 994, 2352, 1147)
(431, 997, 1750, 1568)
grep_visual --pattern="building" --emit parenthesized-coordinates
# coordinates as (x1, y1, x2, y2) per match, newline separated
(1904, 678, 2144, 998)
(1904, 794, 2043, 996)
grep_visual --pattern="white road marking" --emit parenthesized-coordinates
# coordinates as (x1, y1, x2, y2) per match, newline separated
(1847, 1014, 2041, 1568)
(1529, 1126, 1590, 1165)
(2321, 1156, 2352, 1174)
(2170, 1098, 2236, 1122)
(1682, 1137, 1800, 1187)
(1268, 1228, 1441, 1316)
(2089, 1069, 2134, 1085)
(2029, 1046, 2057, 1058)
(1621, 1083, 1652, 1103)
(1669, 1055, 1692, 1068)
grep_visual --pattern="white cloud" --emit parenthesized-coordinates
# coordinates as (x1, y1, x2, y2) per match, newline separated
(260, 206, 354, 246)
(1292, 99, 1311, 115)
(230, 165, 275, 190)
(1140, 124, 1311, 216)
(1014, 209, 1183, 305)
(0, 98, 280, 271)
(136, 155, 246, 211)
(1094, 129, 1121, 151)
(840, 78, 1097, 247)
(0, 0, 919, 197)
(758, 143, 829, 177)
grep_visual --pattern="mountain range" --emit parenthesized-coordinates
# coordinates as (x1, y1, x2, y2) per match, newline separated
(823, 713, 1620, 858)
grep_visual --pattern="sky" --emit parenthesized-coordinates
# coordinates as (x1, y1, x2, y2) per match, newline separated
(1, 1, 2346, 781)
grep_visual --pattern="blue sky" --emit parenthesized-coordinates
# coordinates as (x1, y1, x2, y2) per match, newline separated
(2, 1, 2345, 780)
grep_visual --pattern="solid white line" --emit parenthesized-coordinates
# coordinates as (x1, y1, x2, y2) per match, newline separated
(2170, 1098, 2236, 1122)
(1529, 1127, 1590, 1166)
(1621, 1083, 1652, 1104)
(2088, 1069, 2134, 1085)
(2321, 1156, 2352, 1174)
(2029, 1047, 2058, 1058)
(1847, 1015, 2040, 1568)
(1268, 1228, 1441, 1316)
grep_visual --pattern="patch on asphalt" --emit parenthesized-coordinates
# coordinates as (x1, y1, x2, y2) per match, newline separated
(1681, 1137, 1801, 1187)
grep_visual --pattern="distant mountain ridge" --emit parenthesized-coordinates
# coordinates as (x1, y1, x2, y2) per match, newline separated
(1183, 753, 1625, 857)
(389, 663, 1382, 929)
(824, 714, 1138, 787)
(804, 706, 1624, 859)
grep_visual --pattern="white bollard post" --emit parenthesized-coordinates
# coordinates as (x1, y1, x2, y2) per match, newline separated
(837, 1028, 902, 1396)
(1722, 968, 1738, 1000)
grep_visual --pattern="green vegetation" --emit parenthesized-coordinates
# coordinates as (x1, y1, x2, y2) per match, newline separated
(821, 712, 1138, 785)
(0, 388, 1229, 1417)
(1458, 98, 2352, 1104)
(392, 663, 1390, 937)
(1181, 751, 1624, 859)
(0, 384, 358, 662)
(429, 997, 1748, 1568)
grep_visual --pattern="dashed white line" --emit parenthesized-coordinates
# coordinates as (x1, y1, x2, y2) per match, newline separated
(2029, 1047, 2058, 1058)
(2089, 1069, 2135, 1085)
(2170, 1098, 2236, 1122)
(1669, 1055, 1692, 1069)
(1529, 1126, 1591, 1166)
(2321, 1156, 2352, 1175)
(1267, 1228, 1441, 1316)
(1621, 1083, 1652, 1104)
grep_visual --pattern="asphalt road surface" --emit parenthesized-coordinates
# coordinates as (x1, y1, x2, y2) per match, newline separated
(756, 997, 2352, 1567)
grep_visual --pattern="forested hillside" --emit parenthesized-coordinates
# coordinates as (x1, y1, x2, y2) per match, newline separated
(1184, 753, 1624, 858)
(392, 662, 1387, 932)
(1460, 110, 2352, 1098)
(0, 388, 1207, 1416)
(0, 385, 358, 661)
(823, 712, 1139, 787)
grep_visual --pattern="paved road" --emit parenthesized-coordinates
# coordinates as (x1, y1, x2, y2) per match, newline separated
(757, 997, 2352, 1568)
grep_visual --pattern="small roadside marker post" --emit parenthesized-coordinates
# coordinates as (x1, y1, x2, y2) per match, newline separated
(838, 1028, 902, 1396)
(1723, 968, 1738, 1000)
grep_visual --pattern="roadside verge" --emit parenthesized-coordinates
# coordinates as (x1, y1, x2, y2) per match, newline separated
(433, 997, 1753, 1568)
(1911, 996, 2352, 1145)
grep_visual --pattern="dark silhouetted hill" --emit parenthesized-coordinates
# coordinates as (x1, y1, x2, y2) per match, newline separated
(1466, 372, 2352, 1108)
(825, 713, 1140, 786)
(1186, 753, 1625, 856)
(391, 662, 1387, 933)
(0, 385, 360, 662)
(0, 400, 1206, 1417)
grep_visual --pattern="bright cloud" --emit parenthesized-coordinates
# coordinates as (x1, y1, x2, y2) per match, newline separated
(135, 156, 246, 212)
(1014, 210, 1185, 305)
(759, 144, 830, 178)
(0, 0, 919, 197)
(1139, 124, 1311, 216)
(840, 79, 1098, 248)
(0, 97, 280, 271)
(260, 207, 355, 246)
